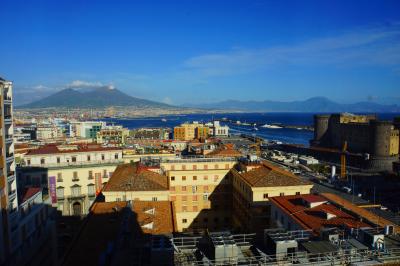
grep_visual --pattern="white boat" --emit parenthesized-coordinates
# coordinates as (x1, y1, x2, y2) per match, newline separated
(161, 118, 167, 122)
(261, 124, 282, 129)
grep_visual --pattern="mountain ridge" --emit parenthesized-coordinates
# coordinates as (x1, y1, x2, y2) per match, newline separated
(183, 97, 400, 113)
(18, 87, 173, 109)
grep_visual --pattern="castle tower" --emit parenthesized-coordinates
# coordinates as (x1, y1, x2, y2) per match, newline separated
(311, 114, 330, 146)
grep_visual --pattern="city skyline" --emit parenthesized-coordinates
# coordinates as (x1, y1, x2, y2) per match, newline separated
(1, 0, 400, 106)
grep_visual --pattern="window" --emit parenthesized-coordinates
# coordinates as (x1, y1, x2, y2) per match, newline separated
(26, 159, 31, 165)
(203, 175, 208, 180)
(72, 156, 77, 162)
(214, 164, 219, 169)
(280, 193, 285, 196)
(71, 185, 81, 196)
(171, 165, 175, 170)
(182, 186, 187, 191)
(193, 176, 197, 181)
(225, 164, 230, 169)
(88, 171, 93, 179)
(182, 206, 187, 212)
(40, 158, 45, 165)
(73, 172, 78, 181)
(170, 196, 176, 201)
(295, 192, 300, 195)
(87, 184, 95, 195)
(103, 170, 107, 178)
(182, 219, 187, 224)
(152, 197, 158, 201)
(193, 206, 198, 211)
(214, 175, 219, 182)
(171, 176, 175, 181)
(182, 165, 186, 170)
(56, 187, 64, 198)
(192, 195, 198, 201)
(204, 165, 208, 170)
(57, 157, 61, 164)
(114, 153, 119, 159)
(192, 165, 197, 170)
(87, 155, 91, 161)
(170, 186, 175, 191)
(182, 196, 187, 201)
(263, 193, 268, 199)
(192, 186, 197, 193)
(101, 154, 105, 160)
(182, 176, 186, 181)
(204, 186, 209, 192)
(57, 173, 63, 182)
(203, 193, 209, 201)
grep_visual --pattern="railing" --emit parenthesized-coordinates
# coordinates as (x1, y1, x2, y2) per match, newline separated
(8, 189, 17, 199)
(23, 159, 123, 168)
(162, 156, 237, 163)
(72, 178, 79, 182)
(4, 115, 12, 120)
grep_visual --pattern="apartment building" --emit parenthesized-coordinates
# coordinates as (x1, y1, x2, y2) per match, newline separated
(19, 144, 123, 215)
(0, 77, 18, 264)
(0, 78, 57, 266)
(174, 122, 210, 141)
(206, 121, 229, 137)
(161, 157, 237, 232)
(69, 121, 105, 139)
(229, 161, 313, 233)
(36, 124, 64, 140)
(96, 125, 129, 146)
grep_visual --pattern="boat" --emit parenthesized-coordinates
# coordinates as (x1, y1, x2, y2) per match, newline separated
(253, 126, 258, 131)
(261, 124, 283, 129)
(161, 118, 167, 122)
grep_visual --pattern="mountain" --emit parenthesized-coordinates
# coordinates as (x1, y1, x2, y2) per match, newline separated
(18, 87, 172, 109)
(184, 97, 400, 113)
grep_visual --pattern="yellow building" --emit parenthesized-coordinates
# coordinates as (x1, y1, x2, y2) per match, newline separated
(173, 123, 210, 141)
(102, 157, 314, 234)
(229, 161, 313, 233)
(161, 157, 237, 232)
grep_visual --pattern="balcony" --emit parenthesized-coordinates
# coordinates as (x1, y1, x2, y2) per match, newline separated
(5, 135, 13, 144)
(72, 178, 79, 182)
(8, 188, 17, 200)
(3, 94, 12, 103)
(21, 159, 124, 169)
(7, 171, 15, 182)
(6, 153, 14, 163)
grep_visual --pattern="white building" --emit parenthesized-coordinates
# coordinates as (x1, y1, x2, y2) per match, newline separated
(69, 121, 106, 139)
(19, 144, 123, 215)
(36, 125, 63, 140)
(209, 121, 229, 137)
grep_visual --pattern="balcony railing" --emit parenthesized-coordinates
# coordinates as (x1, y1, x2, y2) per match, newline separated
(4, 115, 12, 120)
(72, 178, 79, 182)
(22, 159, 123, 168)
(8, 189, 17, 200)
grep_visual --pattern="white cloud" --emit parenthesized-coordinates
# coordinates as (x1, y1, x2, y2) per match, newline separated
(66, 80, 115, 90)
(183, 22, 400, 77)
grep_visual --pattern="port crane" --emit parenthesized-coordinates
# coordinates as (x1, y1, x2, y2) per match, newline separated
(340, 141, 348, 179)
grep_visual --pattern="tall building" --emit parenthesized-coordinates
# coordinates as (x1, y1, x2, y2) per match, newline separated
(311, 113, 400, 171)
(0, 78, 57, 265)
(0, 77, 18, 264)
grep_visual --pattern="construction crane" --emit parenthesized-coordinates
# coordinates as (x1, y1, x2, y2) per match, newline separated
(340, 141, 348, 179)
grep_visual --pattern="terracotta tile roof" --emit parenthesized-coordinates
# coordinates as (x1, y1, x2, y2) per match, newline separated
(25, 143, 122, 156)
(132, 200, 175, 234)
(270, 194, 369, 234)
(206, 144, 242, 158)
(103, 163, 169, 192)
(321, 193, 400, 234)
(21, 187, 41, 203)
(62, 201, 129, 266)
(234, 162, 311, 187)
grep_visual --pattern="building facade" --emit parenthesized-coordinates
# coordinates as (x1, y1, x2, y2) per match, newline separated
(19, 144, 123, 216)
(174, 122, 210, 141)
(311, 113, 400, 171)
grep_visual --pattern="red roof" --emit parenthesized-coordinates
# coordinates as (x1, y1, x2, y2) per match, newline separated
(25, 144, 122, 155)
(302, 194, 327, 203)
(270, 194, 369, 234)
(21, 187, 41, 203)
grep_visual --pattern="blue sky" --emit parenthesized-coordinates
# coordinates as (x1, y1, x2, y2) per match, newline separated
(1, 0, 400, 105)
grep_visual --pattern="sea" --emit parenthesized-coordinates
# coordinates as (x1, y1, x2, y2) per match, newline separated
(102, 112, 400, 146)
